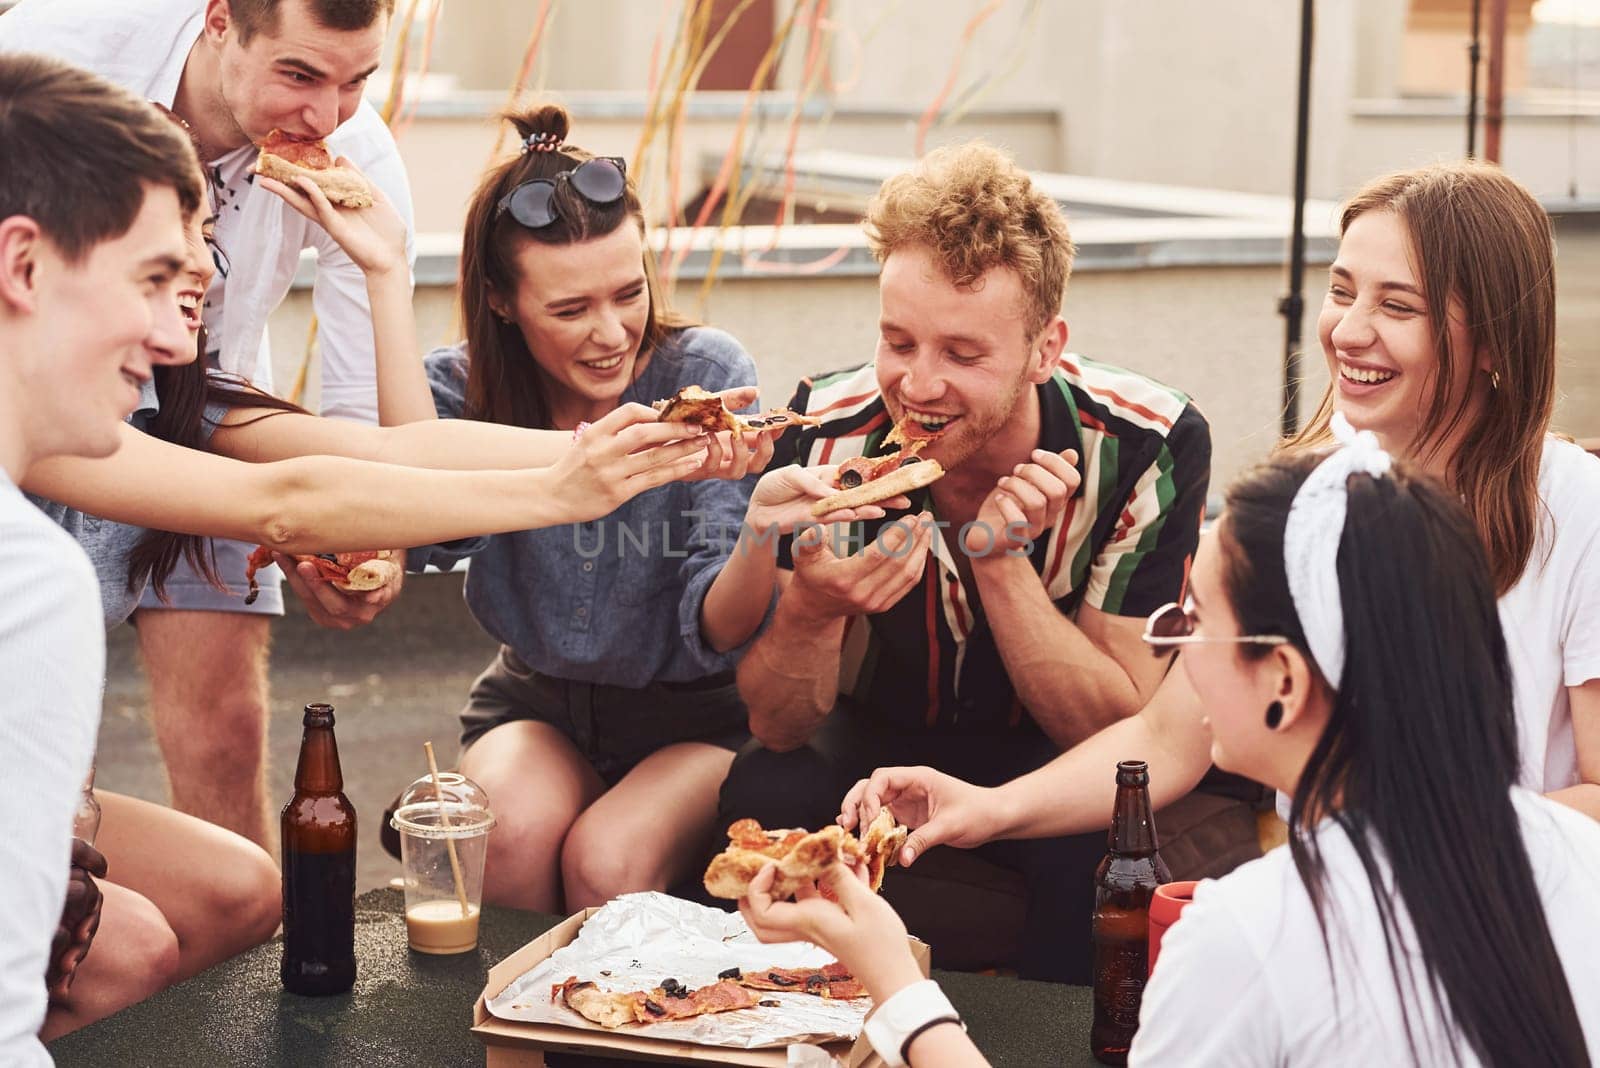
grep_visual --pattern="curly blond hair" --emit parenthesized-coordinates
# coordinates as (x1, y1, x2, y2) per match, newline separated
(864, 142, 1074, 336)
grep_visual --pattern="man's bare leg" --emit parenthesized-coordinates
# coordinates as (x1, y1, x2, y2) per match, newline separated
(135, 609, 274, 850)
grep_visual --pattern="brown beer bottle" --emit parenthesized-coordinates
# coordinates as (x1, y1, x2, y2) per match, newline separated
(281, 702, 357, 996)
(1090, 760, 1172, 1065)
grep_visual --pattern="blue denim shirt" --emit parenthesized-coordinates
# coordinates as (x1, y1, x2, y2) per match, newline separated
(410, 327, 774, 687)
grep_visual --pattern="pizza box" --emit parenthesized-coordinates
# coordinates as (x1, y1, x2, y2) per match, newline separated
(472, 906, 931, 1067)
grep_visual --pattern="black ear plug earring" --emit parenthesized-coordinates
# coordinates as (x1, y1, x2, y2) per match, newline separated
(1265, 701, 1284, 730)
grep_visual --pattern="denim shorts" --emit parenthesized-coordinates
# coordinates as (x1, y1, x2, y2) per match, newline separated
(135, 536, 284, 616)
(459, 646, 751, 786)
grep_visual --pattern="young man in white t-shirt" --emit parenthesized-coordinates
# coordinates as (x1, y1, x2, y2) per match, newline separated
(0, 55, 202, 1066)
(0, 0, 417, 849)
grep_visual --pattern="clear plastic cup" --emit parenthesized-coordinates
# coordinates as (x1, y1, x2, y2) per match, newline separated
(389, 772, 495, 955)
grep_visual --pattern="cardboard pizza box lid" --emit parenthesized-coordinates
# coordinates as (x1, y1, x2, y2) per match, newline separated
(472, 906, 931, 1067)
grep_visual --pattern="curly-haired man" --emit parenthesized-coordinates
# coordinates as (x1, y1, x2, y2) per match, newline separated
(719, 142, 1249, 983)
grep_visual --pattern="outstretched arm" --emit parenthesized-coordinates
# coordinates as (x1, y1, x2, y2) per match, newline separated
(209, 386, 764, 472)
(840, 664, 1215, 862)
(23, 409, 720, 553)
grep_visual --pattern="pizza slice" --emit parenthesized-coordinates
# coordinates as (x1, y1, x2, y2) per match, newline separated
(552, 975, 763, 1028)
(243, 547, 400, 605)
(721, 962, 868, 1000)
(702, 810, 909, 900)
(808, 415, 947, 517)
(857, 807, 910, 892)
(653, 384, 822, 435)
(254, 129, 374, 208)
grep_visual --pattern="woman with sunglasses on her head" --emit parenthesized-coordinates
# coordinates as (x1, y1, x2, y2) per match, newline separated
(742, 439, 1600, 1066)
(836, 160, 1600, 870)
(402, 103, 894, 914)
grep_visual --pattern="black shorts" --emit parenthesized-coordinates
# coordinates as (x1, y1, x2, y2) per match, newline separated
(459, 646, 750, 786)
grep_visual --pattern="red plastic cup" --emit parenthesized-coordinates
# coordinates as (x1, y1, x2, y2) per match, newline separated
(1147, 880, 1199, 977)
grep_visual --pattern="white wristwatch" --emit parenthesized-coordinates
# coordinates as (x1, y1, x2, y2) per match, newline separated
(863, 979, 965, 1068)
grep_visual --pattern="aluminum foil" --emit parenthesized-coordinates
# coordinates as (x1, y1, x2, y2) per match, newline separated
(486, 892, 871, 1050)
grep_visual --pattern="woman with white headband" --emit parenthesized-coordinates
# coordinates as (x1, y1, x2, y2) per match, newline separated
(834, 160, 1600, 871)
(740, 440, 1600, 1065)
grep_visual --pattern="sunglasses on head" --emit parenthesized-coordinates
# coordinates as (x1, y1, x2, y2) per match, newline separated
(496, 156, 628, 231)
(1141, 598, 1289, 656)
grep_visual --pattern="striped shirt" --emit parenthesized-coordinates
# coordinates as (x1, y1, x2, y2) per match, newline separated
(772, 356, 1210, 734)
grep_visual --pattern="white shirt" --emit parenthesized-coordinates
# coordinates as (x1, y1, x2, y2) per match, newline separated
(0, 475, 104, 1067)
(1132, 789, 1600, 1066)
(1499, 436, 1600, 792)
(0, 0, 418, 422)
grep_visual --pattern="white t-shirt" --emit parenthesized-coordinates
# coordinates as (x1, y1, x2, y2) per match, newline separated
(1498, 436, 1600, 792)
(1132, 789, 1600, 1066)
(0, 475, 105, 1067)
(1278, 435, 1600, 823)
(0, 0, 417, 422)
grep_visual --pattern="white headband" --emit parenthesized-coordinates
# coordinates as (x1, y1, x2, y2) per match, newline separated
(1281, 413, 1393, 689)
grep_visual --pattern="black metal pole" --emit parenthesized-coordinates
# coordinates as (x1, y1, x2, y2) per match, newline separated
(1468, 0, 1482, 156)
(1279, 0, 1313, 439)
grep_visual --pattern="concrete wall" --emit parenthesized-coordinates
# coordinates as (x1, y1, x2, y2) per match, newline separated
(391, 0, 1600, 208)
(394, 104, 1061, 234)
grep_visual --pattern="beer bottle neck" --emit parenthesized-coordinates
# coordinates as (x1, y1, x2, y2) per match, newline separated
(293, 725, 344, 793)
(1107, 782, 1159, 856)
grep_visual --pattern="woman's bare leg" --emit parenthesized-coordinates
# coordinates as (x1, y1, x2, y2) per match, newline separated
(93, 791, 281, 980)
(38, 882, 179, 1041)
(560, 742, 735, 909)
(459, 721, 605, 912)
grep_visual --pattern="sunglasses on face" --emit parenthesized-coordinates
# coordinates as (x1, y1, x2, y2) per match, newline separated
(1141, 598, 1290, 655)
(495, 157, 628, 230)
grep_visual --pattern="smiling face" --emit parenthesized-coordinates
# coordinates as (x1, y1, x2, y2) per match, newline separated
(1318, 210, 1484, 457)
(874, 243, 1057, 472)
(174, 198, 218, 357)
(209, 0, 387, 147)
(492, 223, 651, 427)
(24, 184, 193, 460)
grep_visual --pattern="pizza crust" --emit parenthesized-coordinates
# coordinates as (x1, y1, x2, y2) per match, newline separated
(857, 808, 909, 891)
(333, 553, 401, 592)
(255, 149, 374, 209)
(809, 459, 944, 517)
(559, 979, 641, 1028)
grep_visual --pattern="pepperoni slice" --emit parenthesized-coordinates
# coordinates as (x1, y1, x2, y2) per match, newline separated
(259, 129, 333, 170)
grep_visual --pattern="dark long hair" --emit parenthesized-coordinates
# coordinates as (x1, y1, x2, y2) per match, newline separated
(125, 352, 305, 601)
(1285, 162, 1556, 595)
(1220, 453, 1589, 1066)
(459, 102, 692, 430)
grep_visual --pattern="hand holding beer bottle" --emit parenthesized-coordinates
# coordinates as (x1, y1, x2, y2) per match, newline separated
(281, 703, 358, 996)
